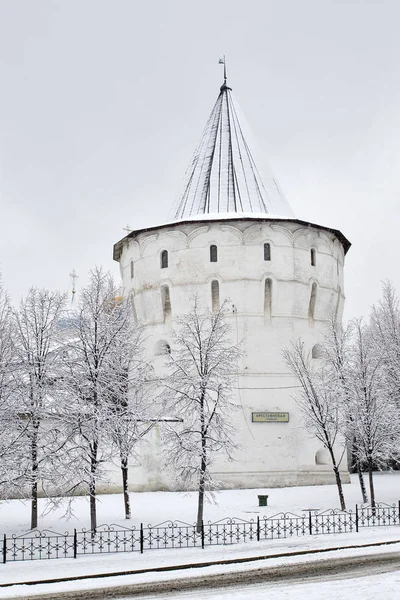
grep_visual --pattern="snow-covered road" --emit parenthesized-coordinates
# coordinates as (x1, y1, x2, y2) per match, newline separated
(124, 567, 400, 600)
(2, 543, 400, 599)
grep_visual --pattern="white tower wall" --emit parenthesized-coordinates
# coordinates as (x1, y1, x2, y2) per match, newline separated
(115, 216, 349, 490)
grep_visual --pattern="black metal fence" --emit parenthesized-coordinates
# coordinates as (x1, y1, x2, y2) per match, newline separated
(3, 501, 400, 563)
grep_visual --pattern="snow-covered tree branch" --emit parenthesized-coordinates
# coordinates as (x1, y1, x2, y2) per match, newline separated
(347, 318, 399, 507)
(0, 275, 21, 494)
(283, 339, 347, 510)
(11, 287, 67, 529)
(161, 297, 241, 531)
(62, 267, 153, 529)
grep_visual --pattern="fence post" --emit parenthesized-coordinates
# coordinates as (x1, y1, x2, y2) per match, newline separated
(2, 534, 6, 564)
(201, 520, 205, 549)
(355, 505, 359, 533)
(308, 511, 312, 535)
(257, 516, 260, 542)
(140, 523, 144, 554)
(73, 529, 77, 558)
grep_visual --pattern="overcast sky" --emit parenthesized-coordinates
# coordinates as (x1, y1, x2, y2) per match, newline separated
(0, 0, 399, 321)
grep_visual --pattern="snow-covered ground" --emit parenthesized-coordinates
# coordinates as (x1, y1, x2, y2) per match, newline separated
(0, 472, 399, 598)
(1, 471, 398, 536)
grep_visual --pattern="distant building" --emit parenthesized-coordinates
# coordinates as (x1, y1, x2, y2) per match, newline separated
(113, 76, 351, 490)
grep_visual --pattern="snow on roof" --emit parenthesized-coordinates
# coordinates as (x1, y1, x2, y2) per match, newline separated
(159, 211, 289, 228)
(169, 211, 288, 223)
(171, 83, 294, 220)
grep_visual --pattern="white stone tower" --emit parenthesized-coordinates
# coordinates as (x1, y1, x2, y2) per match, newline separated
(113, 74, 351, 490)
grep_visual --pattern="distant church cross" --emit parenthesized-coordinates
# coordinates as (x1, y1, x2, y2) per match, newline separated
(123, 224, 132, 234)
(69, 269, 78, 303)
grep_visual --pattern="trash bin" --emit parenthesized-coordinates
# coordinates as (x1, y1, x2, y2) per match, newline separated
(258, 494, 268, 507)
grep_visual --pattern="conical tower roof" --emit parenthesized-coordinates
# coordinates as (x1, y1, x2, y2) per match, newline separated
(173, 78, 294, 220)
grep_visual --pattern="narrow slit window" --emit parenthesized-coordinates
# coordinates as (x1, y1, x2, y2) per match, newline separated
(264, 278, 272, 318)
(308, 282, 317, 322)
(210, 245, 218, 263)
(161, 285, 171, 319)
(264, 243, 271, 261)
(161, 250, 168, 269)
(130, 260, 134, 279)
(211, 280, 220, 312)
(311, 248, 316, 267)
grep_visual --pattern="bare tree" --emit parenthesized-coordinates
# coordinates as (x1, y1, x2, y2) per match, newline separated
(323, 316, 368, 503)
(0, 276, 21, 493)
(109, 326, 157, 520)
(161, 298, 241, 532)
(111, 388, 158, 519)
(371, 281, 400, 408)
(12, 288, 67, 529)
(283, 340, 347, 510)
(347, 318, 398, 508)
(63, 267, 142, 530)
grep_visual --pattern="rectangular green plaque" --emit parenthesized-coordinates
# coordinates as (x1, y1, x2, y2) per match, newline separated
(252, 412, 289, 423)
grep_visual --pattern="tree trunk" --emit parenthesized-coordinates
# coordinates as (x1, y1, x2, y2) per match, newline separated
(31, 481, 38, 530)
(328, 447, 346, 511)
(333, 465, 346, 511)
(356, 461, 368, 503)
(121, 452, 131, 519)
(89, 442, 98, 532)
(30, 419, 39, 530)
(367, 456, 376, 509)
(196, 463, 206, 534)
(196, 391, 206, 533)
(351, 438, 368, 503)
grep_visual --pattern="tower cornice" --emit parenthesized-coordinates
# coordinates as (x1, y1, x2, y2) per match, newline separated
(113, 215, 351, 262)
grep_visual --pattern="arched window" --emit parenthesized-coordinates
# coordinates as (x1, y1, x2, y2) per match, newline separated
(161, 285, 171, 320)
(211, 280, 220, 312)
(312, 344, 323, 359)
(210, 245, 218, 262)
(308, 282, 317, 323)
(311, 248, 316, 267)
(161, 250, 168, 269)
(315, 449, 329, 465)
(130, 260, 134, 279)
(264, 243, 271, 261)
(154, 340, 171, 355)
(264, 278, 272, 318)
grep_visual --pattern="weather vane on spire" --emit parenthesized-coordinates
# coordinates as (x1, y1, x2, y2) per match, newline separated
(218, 55, 227, 85)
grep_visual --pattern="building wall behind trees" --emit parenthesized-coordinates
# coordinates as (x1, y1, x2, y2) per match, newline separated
(114, 216, 350, 490)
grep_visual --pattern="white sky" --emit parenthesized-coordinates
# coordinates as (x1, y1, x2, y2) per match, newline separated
(0, 0, 399, 320)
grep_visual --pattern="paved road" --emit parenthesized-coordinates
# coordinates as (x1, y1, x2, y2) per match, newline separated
(7, 550, 400, 600)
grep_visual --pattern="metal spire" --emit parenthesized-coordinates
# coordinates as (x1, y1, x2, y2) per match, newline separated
(172, 63, 293, 220)
(219, 55, 227, 87)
